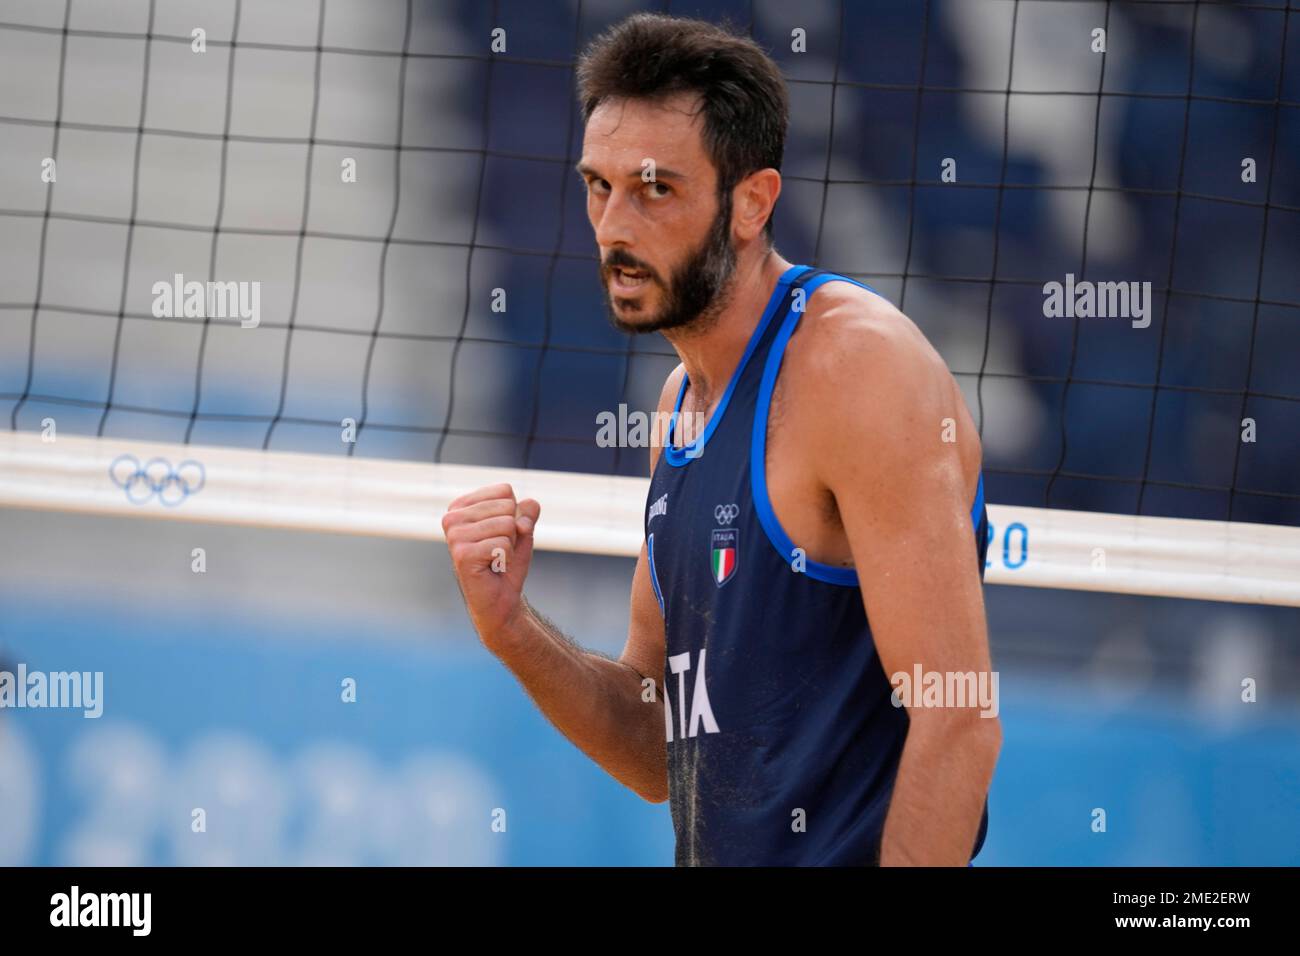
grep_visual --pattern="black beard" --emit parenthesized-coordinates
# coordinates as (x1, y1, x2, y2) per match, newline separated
(600, 193, 737, 335)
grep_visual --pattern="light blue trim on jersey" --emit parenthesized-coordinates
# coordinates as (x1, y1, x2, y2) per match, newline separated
(646, 532, 665, 615)
(663, 264, 813, 467)
(970, 471, 985, 527)
(751, 271, 986, 588)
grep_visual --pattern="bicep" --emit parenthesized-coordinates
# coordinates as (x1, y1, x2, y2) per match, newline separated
(818, 344, 990, 684)
(616, 364, 686, 686)
(619, 541, 665, 684)
(617, 362, 682, 683)
(843, 460, 990, 685)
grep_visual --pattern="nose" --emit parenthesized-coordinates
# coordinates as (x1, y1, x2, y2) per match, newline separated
(593, 186, 635, 253)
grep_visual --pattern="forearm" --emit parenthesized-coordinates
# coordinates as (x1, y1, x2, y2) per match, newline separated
(880, 715, 1000, 866)
(489, 598, 669, 802)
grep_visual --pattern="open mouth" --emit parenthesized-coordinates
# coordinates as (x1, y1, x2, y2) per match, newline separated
(610, 266, 652, 293)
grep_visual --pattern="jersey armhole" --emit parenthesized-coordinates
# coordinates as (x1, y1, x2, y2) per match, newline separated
(749, 274, 986, 588)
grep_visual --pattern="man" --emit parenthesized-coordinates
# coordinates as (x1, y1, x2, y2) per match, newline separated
(442, 13, 999, 865)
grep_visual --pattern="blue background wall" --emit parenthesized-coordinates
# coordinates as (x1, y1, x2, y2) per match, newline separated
(3, 586, 1297, 866)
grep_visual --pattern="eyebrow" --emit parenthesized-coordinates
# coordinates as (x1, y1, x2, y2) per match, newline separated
(575, 162, 688, 182)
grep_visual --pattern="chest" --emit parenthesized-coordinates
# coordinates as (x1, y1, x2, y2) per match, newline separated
(659, 376, 853, 570)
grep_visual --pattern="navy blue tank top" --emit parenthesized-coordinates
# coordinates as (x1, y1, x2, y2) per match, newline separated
(644, 264, 990, 866)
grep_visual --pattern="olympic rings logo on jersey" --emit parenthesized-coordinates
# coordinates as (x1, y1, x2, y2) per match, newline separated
(109, 454, 206, 506)
(714, 503, 740, 525)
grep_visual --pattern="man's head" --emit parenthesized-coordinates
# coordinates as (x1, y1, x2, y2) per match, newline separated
(576, 14, 789, 334)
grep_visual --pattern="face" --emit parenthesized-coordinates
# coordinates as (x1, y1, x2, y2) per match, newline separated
(578, 94, 737, 334)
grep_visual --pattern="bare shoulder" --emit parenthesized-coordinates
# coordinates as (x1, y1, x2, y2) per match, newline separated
(649, 362, 686, 475)
(781, 280, 980, 476)
(785, 281, 948, 396)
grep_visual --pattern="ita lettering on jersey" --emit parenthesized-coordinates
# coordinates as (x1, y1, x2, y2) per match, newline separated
(664, 649, 720, 742)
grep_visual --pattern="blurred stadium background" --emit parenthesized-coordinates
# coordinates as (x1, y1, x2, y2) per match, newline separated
(1, 0, 1298, 865)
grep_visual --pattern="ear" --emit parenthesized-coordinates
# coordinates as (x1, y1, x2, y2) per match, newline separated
(732, 168, 782, 242)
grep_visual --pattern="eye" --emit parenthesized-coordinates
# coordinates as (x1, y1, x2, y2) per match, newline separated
(587, 177, 610, 196)
(645, 181, 671, 200)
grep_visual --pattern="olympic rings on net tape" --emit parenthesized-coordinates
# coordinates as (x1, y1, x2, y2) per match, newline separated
(109, 454, 206, 506)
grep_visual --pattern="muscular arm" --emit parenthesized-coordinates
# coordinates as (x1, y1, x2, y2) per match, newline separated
(800, 290, 1000, 866)
(441, 367, 682, 804)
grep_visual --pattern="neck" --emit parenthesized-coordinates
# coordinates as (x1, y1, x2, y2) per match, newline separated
(662, 245, 793, 407)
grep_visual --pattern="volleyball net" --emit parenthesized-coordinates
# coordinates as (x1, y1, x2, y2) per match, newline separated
(1, 0, 1297, 606)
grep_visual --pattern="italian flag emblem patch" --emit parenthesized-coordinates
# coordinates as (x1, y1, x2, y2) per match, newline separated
(710, 528, 739, 587)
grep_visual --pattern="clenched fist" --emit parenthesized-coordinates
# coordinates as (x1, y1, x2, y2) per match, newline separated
(441, 483, 542, 650)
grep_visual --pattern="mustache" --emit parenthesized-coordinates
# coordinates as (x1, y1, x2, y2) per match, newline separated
(601, 250, 661, 284)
